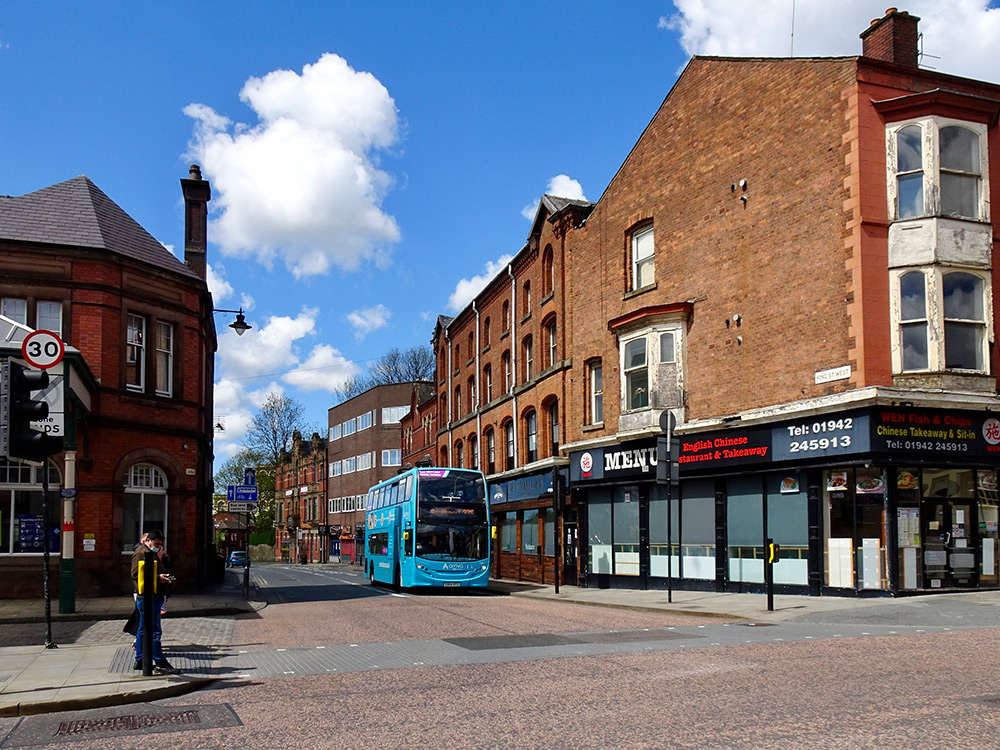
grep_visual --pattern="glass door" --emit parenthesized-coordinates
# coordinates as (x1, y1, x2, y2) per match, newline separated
(921, 469, 978, 588)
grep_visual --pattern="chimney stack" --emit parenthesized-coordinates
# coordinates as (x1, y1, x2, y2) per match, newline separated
(860, 8, 920, 68)
(181, 163, 211, 280)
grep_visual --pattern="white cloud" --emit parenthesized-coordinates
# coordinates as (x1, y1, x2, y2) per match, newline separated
(185, 53, 402, 278)
(662, 1, 1000, 83)
(347, 304, 391, 340)
(218, 308, 319, 379)
(284, 344, 361, 391)
(206, 263, 233, 302)
(447, 254, 514, 313)
(521, 174, 588, 219)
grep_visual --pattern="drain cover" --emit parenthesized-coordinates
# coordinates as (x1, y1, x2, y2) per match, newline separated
(2, 704, 240, 747)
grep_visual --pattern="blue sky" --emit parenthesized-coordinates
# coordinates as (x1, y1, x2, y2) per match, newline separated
(3, 1, 1000, 465)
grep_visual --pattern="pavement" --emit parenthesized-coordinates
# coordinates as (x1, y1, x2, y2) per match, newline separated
(2, 565, 1000, 718)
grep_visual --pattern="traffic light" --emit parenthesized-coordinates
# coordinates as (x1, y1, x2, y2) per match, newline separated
(1, 359, 63, 462)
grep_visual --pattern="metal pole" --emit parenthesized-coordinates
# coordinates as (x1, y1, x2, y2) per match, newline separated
(666, 481, 673, 604)
(142, 548, 156, 675)
(243, 511, 251, 599)
(42, 466, 56, 649)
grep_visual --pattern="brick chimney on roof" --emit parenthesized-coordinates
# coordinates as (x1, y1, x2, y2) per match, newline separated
(860, 8, 920, 68)
(181, 163, 211, 280)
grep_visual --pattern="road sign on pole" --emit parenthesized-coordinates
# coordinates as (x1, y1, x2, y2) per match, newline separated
(21, 330, 65, 370)
(227, 484, 259, 504)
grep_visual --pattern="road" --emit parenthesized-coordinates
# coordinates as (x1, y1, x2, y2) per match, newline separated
(3, 563, 1000, 749)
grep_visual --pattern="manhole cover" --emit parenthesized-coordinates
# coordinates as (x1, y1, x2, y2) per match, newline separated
(1, 704, 240, 747)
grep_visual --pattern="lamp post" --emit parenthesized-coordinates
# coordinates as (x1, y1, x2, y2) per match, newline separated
(213, 308, 252, 336)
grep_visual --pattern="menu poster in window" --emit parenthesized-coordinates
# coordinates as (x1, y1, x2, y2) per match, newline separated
(780, 476, 799, 494)
(856, 471, 885, 495)
(897, 508, 920, 547)
(827, 471, 848, 492)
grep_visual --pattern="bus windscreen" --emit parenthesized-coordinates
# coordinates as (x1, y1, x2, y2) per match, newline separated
(415, 472, 488, 561)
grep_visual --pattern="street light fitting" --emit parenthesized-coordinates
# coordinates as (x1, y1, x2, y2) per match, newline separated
(214, 308, 252, 336)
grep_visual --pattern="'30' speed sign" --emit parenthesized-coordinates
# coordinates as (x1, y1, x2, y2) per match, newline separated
(21, 330, 65, 369)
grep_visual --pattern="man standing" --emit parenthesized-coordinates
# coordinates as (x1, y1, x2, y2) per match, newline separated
(130, 529, 175, 673)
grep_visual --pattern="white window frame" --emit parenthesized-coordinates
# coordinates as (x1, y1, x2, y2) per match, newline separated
(36, 301, 63, 337)
(122, 463, 167, 553)
(619, 323, 685, 413)
(631, 225, 655, 291)
(357, 411, 373, 431)
(589, 361, 604, 425)
(890, 267, 992, 374)
(381, 449, 401, 467)
(886, 117, 989, 223)
(155, 321, 173, 397)
(126, 314, 146, 392)
(381, 405, 409, 423)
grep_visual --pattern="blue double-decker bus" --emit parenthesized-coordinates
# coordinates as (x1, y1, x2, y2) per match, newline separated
(365, 466, 490, 589)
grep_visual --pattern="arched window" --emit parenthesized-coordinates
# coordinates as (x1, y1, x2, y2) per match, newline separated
(523, 336, 533, 381)
(899, 271, 928, 371)
(485, 428, 496, 475)
(547, 399, 560, 457)
(469, 434, 479, 471)
(483, 317, 491, 347)
(455, 440, 464, 469)
(123, 463, 167, 553)
(944, 271, 985, 370)
(524, 410, 538, 463)
(504, 421, 515, 471)
(502, 300, 510, 332)
(542, 246, 554, 296)
(522, 281, 531, 316)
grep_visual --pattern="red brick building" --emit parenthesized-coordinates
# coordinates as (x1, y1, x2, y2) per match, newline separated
(423, 10, 1000, 596)
(274, 430, 327, 563)
(0, 167, 216, 601)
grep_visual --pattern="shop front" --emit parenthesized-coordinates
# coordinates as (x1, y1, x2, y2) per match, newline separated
(489, 467, 573, 585)
(570, 404, 1000, 596)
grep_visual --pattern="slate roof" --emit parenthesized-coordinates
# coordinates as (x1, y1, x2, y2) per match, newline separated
(0, 175, 201, 280)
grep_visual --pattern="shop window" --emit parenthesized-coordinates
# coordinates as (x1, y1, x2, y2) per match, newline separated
(0, 458, 62, 554)
(588, 492, 612, 574)
(543, 508, 555, 556)
(727, 476, 764, 584)
(522, 509, 539, 554)
(122, 463, 167, 553)
(500, 514, 516, 553)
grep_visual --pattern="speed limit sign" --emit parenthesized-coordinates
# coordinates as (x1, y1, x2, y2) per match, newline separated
(21, 330, 65, 369)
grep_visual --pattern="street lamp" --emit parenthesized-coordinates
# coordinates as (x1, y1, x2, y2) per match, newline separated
(214, 308, 252, 336)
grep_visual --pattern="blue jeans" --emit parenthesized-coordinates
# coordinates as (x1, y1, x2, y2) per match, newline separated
(134, 596, 165, 661)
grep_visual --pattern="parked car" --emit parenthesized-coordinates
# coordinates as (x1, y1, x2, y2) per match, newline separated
(227, 550, 249, 568)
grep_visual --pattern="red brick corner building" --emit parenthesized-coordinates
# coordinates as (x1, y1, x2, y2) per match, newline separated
(0, 166, 217, 601)
(407, 10, 1000, 596)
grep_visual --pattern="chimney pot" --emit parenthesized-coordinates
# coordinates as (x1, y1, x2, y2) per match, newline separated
(189, 164, 203, 181)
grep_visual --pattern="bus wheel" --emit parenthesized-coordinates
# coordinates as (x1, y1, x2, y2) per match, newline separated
(369, 564, 375, 586)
